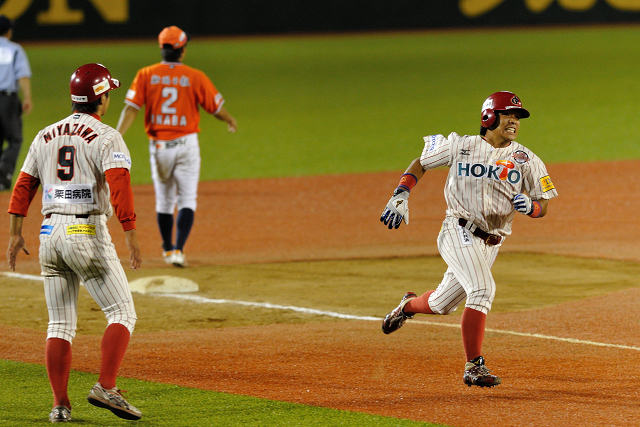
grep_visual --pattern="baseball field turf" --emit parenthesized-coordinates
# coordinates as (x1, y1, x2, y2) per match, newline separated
(20, 24, 640, 183)
(2, 25, 640, 426)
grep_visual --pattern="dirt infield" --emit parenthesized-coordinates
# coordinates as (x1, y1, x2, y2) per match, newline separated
(2, 160, 640, 427)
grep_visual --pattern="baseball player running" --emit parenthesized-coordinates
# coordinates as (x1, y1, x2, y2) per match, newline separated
(380, 91, 558, 387)
(116, 25, 237, 267)
(6, 64, 142, 422)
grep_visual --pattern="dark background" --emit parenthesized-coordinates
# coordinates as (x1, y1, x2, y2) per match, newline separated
(8, 0, 640, 41)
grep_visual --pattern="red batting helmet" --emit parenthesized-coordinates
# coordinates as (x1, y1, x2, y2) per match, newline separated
(69, 63, 120, 104)
(480, 91, 530, 129)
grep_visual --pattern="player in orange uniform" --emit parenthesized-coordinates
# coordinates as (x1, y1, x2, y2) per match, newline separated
(117, 26, 237, 267)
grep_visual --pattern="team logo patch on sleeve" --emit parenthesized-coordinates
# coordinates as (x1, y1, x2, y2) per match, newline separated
(424, 135, 438, 152)
(113, 152, 132, 166)
(540, 175, 555, 192)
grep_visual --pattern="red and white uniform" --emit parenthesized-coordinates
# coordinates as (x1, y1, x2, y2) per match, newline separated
(421, 132, 558, 314)
(8, 112, 137, 343)
(124, 62, 224, 213)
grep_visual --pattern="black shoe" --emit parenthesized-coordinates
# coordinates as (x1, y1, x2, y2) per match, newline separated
(382, 292, 417, 334)
(463, 356, 501, 387)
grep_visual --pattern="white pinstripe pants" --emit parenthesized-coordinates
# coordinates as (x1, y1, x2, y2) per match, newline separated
(39, 214, 137, 343)
(429, 217, 502, 315)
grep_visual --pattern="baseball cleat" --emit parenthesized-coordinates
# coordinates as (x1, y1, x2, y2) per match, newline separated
(163, 249, 177, 265)
(463, 356, 501, 388)
(382, 292, 417, 334)
(49, 405, 71, 423)
(87, 382, 142, 420)
(172, 250, 187, 268)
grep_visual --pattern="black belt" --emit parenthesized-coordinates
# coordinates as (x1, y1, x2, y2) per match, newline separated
(45, 214, 89, 219)
(0, 90, 17, 96)
(458, 219, 502, 246)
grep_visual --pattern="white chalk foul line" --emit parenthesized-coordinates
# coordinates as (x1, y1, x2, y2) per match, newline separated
(410, 319, 640, 352)
(159, 293, 640, 352)
(4, 273, 638, 352)
(158, 293, 381, 321)
(1, 272, 44, 281)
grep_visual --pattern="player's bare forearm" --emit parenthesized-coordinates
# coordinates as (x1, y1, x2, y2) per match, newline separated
(124, 228, 142, 271)
(116, 105, 139, 136)
(214, 106, 237, 133)
(7, 214, 30, 271)
(536, 199, 549, 217)
(404, 158, 427, 182)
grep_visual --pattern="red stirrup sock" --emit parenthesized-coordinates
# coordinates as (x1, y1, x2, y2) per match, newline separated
(98, 323, 131, 390)
(45, 338, 72, 408)
(461, 307, 487, 361)
(404, 290, 435, 315)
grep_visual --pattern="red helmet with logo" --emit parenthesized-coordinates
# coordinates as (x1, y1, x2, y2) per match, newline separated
(69, 63, 120, 104)
(480, 91, 530, 129)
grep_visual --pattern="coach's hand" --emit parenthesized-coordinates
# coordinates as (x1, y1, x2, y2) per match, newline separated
(7, 234, 30, 271)
(512, 193, 533, 215)
(7, 214, 30, 271)
(124, 229, 142, 271)
(381, 189, 409, 229)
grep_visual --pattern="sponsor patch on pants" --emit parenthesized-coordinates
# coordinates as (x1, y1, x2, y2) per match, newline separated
(456, 225, 473, 246)
(66, 224, 96, 235)
(40, 225, 54, 235)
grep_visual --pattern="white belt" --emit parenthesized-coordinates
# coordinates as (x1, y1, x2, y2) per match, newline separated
(153, 138, 187, 150)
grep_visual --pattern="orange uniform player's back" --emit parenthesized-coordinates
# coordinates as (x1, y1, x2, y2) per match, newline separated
(124, 62, 224, 141)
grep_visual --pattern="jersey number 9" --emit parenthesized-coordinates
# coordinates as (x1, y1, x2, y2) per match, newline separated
(58, 146, 75, 181)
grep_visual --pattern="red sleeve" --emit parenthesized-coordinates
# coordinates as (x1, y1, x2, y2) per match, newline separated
(104, 168, 137, 231)
(7, 171, 40, 217)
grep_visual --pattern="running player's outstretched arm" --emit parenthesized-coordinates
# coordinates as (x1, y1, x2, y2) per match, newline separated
(403, 158, 427, 182)
(512, 193, 549, 218)
(381, 158, 427, 230)
(530, 198, 549, 218)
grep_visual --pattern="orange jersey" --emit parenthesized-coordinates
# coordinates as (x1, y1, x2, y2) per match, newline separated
(124, 62, 224, 140)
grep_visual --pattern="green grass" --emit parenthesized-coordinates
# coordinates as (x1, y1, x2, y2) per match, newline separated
(18, 25, 640, 184)
(4, 253, 640, 425)
(4, 253, 640, 334)
(0, 360, 443, 426)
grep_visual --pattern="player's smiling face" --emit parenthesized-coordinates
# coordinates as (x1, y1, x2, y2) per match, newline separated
(497, 112, 520, 137)
(487, 111, 520, 147)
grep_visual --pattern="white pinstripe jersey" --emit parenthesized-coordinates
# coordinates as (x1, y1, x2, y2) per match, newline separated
(420, 132, 558, 236)
(21, 113, 133, 218)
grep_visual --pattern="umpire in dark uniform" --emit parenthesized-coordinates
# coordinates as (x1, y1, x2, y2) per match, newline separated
(0, 15, 32, 191)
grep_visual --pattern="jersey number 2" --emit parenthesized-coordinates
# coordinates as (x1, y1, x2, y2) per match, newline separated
(161, 87, 178, 114)
(58, 146, 75, 181)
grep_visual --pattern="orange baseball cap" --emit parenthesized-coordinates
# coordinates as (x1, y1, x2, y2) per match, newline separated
(158, 26, 189, 49)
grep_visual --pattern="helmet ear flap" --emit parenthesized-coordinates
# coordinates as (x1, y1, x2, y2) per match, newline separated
(481, 109, 496, 128)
